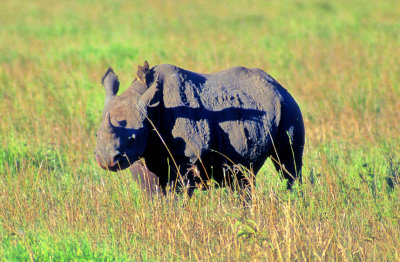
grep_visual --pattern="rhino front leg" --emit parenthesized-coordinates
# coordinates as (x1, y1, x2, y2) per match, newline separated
(129, 161, 160, 197)
(226, 165, 256, 204)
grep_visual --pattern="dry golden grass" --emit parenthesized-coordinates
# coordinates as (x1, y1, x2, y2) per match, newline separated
(1, 0, 400, 260)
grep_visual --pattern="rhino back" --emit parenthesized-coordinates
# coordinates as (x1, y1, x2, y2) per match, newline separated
(151, 65, 283, 164)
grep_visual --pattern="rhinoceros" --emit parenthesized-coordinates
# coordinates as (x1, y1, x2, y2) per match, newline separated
(95, 61, 305, 195)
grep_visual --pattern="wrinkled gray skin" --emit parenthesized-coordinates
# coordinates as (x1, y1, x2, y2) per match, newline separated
(95, 62, 305, 195)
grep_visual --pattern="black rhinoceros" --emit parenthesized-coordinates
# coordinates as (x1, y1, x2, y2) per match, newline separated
(95, 61, 304, 195)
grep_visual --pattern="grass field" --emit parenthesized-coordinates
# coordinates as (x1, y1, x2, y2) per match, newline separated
(1, 0, 400, 260)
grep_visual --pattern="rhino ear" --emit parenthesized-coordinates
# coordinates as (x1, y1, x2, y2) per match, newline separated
(139, 79, 160, 108)
(102, 67, 120, 104)
(143, 61, 149, 71)
(136, 61, 150, 83)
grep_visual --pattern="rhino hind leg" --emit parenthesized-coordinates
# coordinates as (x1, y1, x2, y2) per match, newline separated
(270, 130, 304, 189)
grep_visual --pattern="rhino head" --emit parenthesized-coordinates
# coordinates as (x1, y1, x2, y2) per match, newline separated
(94, 61, 160, 171)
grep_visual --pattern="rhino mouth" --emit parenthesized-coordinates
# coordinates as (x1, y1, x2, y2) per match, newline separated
(95, 154, 131, 172)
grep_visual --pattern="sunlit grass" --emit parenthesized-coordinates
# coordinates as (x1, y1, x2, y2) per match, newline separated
(1, 0, 400, 260)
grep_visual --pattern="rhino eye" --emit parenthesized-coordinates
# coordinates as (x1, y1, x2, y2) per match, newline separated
(127, 135, 135, 147)
(118, 120, 127, 127)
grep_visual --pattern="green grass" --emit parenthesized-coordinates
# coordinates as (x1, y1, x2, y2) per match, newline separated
(1, 0, 400, 260)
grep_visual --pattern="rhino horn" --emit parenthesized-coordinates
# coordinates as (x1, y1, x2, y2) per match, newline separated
(105, 112, 117, 132)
